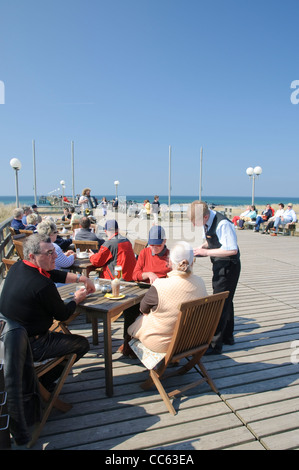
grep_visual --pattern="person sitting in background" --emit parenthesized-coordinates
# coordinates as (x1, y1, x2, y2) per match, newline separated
(22, 206, 32, 226)
(74, 216, 104, 249)
(62, 207, 72, 221)
(31, 204, 42, 223)
(11, 208, 26, 234)
(238, 205, 257, 229)
(231, 206, 251, 226)
(253, 204, 273, 232)
(89, 219, 136, 280)
(271, 203, 297, 236)
(25, 212, 38, 231)
(262, 203, 284, 234)
(44, 216, 73, 251)
(70, 206, 81, 224)
(119, 225, 171, 357)
(37, 221, 76, 270)
(128, 241, 207, 353)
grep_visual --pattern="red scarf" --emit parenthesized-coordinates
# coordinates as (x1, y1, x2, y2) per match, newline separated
(23, 260, 51, 278)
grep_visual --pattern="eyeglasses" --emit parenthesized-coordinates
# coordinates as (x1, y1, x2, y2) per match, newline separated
(37, 249, 56, 257)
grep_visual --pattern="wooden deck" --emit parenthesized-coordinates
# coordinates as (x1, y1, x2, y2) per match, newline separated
(13, 229, 299, 450)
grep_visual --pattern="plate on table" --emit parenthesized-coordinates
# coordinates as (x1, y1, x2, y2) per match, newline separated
(104, 293, 126, 300)
(77, 252, 89, 259)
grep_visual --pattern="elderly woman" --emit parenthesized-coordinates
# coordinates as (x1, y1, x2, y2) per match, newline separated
(128, 241, 208, 353)
(37, 220, 76, 270)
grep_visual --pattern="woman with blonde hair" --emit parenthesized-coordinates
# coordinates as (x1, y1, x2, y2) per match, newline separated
(128, 241, 207, 353)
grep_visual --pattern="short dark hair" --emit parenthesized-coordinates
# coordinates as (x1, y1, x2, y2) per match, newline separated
(80, 216, 91, 229)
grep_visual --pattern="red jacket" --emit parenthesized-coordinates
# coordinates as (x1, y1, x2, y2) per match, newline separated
(132, 246, 170, 282)
(90, 234, 136, 280)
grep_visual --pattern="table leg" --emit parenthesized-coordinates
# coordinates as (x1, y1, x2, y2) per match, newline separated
(91, 317, 98, 345)
(103, 315, 113, 397)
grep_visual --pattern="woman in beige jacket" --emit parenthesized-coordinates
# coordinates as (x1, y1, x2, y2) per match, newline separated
(128, 241, 207, 353)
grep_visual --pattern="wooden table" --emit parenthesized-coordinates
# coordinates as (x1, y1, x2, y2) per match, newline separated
(58, 280, 147, 396)
(70, 258, 95, 277)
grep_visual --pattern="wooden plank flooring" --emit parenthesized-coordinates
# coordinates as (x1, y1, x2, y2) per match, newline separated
(14, 229, 299, 450)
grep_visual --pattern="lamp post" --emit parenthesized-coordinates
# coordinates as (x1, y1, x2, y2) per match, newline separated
(246, 166, 262, 205)
(10, 158, 22, 207)
(114, 180, 119, 199)
(60, 180, 66, 208)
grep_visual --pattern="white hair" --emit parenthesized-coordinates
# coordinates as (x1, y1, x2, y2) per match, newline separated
(169, 241, 194, 273)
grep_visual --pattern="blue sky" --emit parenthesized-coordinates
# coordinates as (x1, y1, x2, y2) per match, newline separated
(0, 0, 298, 198)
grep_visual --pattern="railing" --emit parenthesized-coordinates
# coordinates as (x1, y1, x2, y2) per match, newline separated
(0, 217, 14, 284)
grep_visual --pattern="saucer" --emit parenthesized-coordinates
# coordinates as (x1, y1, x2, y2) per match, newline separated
(104, 293, 126, 300)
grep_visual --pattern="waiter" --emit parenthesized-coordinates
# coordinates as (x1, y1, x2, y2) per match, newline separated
(190, 201, 241, 354)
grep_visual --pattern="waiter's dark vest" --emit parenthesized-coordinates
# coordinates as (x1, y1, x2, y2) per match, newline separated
(206, 212, 240, 263)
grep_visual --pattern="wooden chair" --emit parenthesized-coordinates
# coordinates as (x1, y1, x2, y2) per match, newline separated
(29, 353, 76, 447)
(0, 318, 76, 448)
(19, 229, 34, 237)
(133, 239, 147, 258)
(2, 258, 17, 276)
(71, 222, 81, 230)
(9, 227, 16, 236)
(73, 239, 99, 252)
(132, 291, 229, 415)
(12, 239, 26, 259)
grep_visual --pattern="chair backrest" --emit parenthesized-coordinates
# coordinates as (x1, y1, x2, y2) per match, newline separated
(71, 222, 80, 230)
(165, 291, 229, 364)
(19, 229, 33, 237)
(12, 239, 25, 259)
(133, 239, 147, 257)
(2, 258, 17, 275)
(9, 227, 16, 236)
(73, 239, 99, 252)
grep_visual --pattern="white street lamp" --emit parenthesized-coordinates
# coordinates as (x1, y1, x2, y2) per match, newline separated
(10, 158, 22, 207)
(114, 180, 119, 199)
(60, 180, 66, 207)
(246, 166, 262, 205)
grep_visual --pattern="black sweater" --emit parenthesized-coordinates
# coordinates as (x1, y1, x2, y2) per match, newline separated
(0, 261, 76, 336)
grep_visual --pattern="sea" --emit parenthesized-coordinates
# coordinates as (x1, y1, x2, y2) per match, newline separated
(0, 195, 298, 208)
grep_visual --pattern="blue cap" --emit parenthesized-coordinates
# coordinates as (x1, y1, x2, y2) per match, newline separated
(148, 225, 166, 245)
(104, 219, 118, 231)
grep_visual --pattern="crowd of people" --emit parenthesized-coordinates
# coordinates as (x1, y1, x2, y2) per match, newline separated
(231, 202, 297, 235)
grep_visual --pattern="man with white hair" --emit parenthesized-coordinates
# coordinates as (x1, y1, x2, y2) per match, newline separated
(11, 208, 26, 233)
(0, 233, 95, 389)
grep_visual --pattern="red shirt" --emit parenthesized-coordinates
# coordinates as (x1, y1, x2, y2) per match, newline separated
(132, 246, 170, 282)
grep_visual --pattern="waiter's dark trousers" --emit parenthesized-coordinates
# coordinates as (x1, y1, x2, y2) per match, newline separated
(211, 258, 241, 351)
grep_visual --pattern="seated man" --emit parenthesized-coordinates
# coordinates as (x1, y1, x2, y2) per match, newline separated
(11, 207, 26, 233)
(262, 203, 284, 234)
(119, 225, 171, 356)
(89, 219, 136, 280)
(0, 233, 95, 390)
(253, 203, 273, 232)
(74, 216, 104, 249)
(271, 203, 297, 236)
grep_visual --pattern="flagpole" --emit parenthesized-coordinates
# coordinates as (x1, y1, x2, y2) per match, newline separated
(32, 139, 37, 205)
(168, 145, 171, 208)
(71, 141, 75, 205)
(199, 146, 203, 201)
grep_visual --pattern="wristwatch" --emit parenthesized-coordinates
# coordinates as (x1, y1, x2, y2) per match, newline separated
(76, 274, 82, 283)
